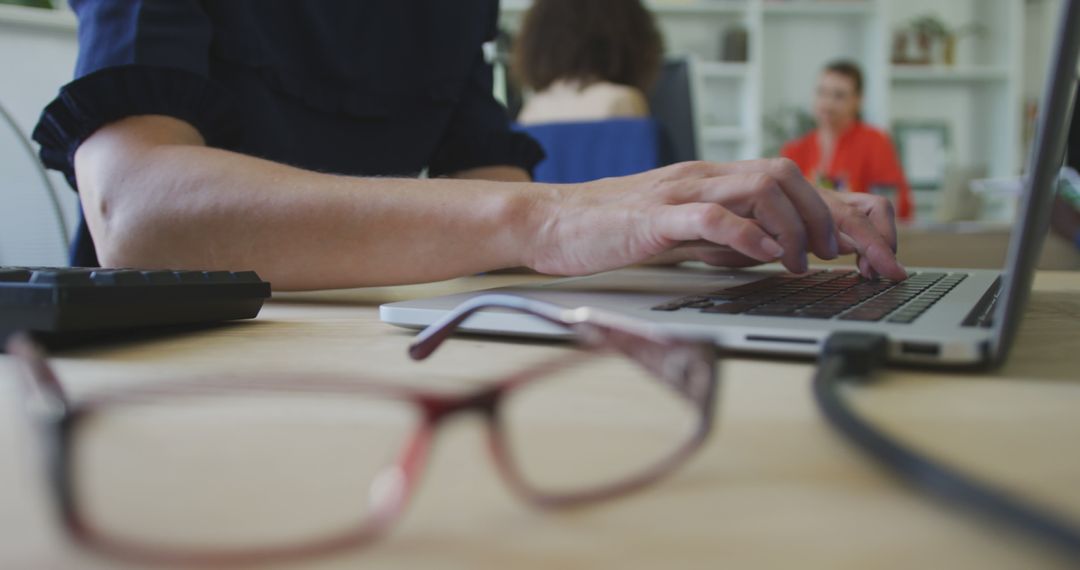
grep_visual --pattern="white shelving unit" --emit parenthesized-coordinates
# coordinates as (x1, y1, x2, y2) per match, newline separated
(762, 1, 875, 17)
(499, 0, 1027, 222)
(890, 65, 1012, 83)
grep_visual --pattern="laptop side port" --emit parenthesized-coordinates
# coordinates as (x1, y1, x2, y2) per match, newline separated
(900, 342, 941, 357)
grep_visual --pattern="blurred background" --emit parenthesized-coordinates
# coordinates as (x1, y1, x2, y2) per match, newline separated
(1, 0, 1077, 269)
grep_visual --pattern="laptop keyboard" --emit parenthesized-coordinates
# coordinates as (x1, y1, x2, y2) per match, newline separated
(651, 270, 967, 324)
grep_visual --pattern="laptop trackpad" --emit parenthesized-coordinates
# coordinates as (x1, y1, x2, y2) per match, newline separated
(505, 266, 779, 309)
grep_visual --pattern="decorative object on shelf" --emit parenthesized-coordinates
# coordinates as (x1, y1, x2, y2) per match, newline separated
(719, 25, 748, 62)
(892, 15, 986, 66)
(893, 120, 950, 191)
(762, 106, 814, 158)
(935, 165, 986, 222)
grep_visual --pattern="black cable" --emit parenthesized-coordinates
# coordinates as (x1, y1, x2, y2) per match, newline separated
(812, 332, 1080, 559)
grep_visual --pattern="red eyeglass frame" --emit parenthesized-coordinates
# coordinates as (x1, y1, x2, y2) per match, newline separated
(6, 294, 719, 567)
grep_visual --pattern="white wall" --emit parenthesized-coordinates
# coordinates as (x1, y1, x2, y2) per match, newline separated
(1023, 0, 1064, 102)
(0, 7, 79, 267)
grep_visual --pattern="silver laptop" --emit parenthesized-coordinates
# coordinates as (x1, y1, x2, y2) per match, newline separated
(382, 0, 1080, 368)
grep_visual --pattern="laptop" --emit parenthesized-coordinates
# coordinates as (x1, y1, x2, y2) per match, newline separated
(382, 0, 1080, 368)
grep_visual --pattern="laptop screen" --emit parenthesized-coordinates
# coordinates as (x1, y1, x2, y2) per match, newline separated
(991, 0, 1080, 365)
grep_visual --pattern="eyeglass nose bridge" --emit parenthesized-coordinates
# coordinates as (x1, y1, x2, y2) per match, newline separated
(412, 388, 542, 510)
(362, 386, 511, 531)
(415, 386, 501, 425)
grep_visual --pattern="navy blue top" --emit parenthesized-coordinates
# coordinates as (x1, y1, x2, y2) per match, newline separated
(33, 0, 544, 266)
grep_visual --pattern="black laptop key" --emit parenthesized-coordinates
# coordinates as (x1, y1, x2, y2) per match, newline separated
(656, 271, 968, 325)
(795, 307, 845, 319)
(839, 309, 889, 322)
(702, 302, 755, 315)
(746, 305, 800, 317)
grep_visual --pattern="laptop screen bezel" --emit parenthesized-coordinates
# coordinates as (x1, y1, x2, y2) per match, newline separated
(989, 0, 1080, 366)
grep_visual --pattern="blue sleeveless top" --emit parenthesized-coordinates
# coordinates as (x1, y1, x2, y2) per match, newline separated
(33, 0, 543, 266)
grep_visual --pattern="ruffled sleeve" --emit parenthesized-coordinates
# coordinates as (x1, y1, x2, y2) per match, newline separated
(32, 0, 237, 188)
(32, 66, 240, 187)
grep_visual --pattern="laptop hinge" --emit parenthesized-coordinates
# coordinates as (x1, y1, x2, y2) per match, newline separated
(962, 277, 1003, 328)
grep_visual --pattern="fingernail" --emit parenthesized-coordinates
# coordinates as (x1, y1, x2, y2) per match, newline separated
(761, 237, 785, 260)
(800, 252, 809, 274)
(828, 233, 839, 258)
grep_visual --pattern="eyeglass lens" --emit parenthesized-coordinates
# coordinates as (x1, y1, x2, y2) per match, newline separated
(66, 347, 705, 554)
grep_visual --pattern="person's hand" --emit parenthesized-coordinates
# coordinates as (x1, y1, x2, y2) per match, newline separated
(817, 188, 906, 280)
(522, 159, 907, 280)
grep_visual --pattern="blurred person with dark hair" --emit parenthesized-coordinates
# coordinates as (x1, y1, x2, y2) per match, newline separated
(514, 0, 663, 125)
(782, 60, 914, 221)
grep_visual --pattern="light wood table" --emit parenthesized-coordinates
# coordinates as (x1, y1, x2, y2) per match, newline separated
(1, 273, 1079, 569)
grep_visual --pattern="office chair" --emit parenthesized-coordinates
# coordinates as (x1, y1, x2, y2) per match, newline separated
(648, 58, 699, 165)
(518, 118, 662, 184)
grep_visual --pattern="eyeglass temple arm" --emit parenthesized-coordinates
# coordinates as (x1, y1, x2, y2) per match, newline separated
(408, 294, 583, 360)
(408, 294, 715, 404)
(5, 332, 70, 416)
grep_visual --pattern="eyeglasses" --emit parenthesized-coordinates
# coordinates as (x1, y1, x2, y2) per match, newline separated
(7, 294, 718, 566)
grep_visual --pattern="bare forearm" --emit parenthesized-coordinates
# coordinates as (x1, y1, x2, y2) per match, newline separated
(77, 133, 544, 290)
(450, 165, 532, 182)
(75, 116, 909, 290)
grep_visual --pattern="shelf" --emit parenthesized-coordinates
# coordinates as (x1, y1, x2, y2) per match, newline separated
(702, 126, 748, 143)
(501, 0, 748, 17)
(762, 1, 874, 17)
(645, 1, 748, 15)
(697, 61, 750, 80)
(0, 4, 75, 33)
(890, 65, 1011, 83)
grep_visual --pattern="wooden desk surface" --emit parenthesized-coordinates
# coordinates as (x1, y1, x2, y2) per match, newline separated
(1, 272, 1079, 569)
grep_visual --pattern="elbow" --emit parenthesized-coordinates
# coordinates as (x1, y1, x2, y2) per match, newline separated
(78, 183, 153, 269)
(72, 116, 210, 269)
(92, 220, 153, 269)
(75, 159, 168, 269)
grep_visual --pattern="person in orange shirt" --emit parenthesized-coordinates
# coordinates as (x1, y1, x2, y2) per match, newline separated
(781, 61, 914, 220)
